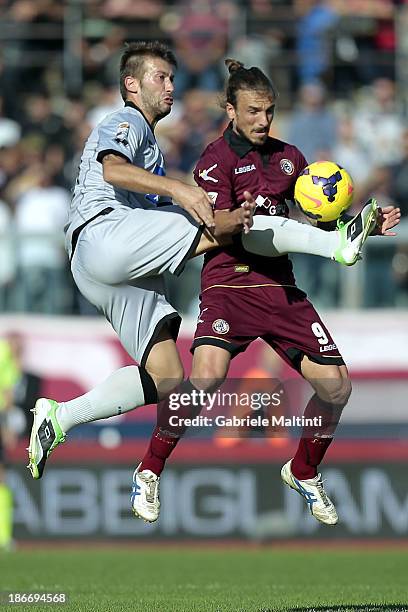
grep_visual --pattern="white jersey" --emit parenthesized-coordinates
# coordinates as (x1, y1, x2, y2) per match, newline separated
(65, 102, 201, 366)
(65, 101, 171, 257)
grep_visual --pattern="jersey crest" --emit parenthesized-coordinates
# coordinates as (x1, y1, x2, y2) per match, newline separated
(280, 159, 295, 175)
(212, 319, 230, 335)
(115, 122, 130, 145)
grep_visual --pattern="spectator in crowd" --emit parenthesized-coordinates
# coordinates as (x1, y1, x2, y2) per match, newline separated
(0, 199, 15, 312)
(352, 76, 404, 167)
(4, 0, 64, 102)
(228, 30, 279, 80)
(155, 88, 224, 175)
(388, 127, 408, 217)
(80, 25, 127, 88)
(175, 89, 224, 173)
(0, 141, 25, 203)
(0, 51, 18, 119)
(359, 164, 399, 307)
(294, 0, 339, 85)
(0, 96, 21, 150)
(102, 0, 164, 21)
(338, 0, 396, 84)
(171, 12, 228, 96)
(388, 128, 408, 303)
(332, 114, 373, 208)
(21, 93, 70, 152)
(286, 81, 337, 163)
(14, 168, 69, 314)
(393, 246, 408, 305)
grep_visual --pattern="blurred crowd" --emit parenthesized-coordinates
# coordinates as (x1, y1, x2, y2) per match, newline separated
(0, 0, 408, 315)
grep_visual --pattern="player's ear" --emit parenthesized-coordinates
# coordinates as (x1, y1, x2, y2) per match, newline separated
(124, 75, 139, 95)
(226, 103, 236, 122)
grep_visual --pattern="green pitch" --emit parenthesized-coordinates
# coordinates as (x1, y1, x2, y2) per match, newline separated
(1, 546, 408, 612)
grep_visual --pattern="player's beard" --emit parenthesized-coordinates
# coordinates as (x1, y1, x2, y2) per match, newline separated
(236, 123, 268, 146)
(155, 104, 171, 121)
(140, 89, 171, 123)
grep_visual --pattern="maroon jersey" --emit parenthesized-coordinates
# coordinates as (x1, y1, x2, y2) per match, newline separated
(191, 125, 343, 369)
(193, 123, 308, 291)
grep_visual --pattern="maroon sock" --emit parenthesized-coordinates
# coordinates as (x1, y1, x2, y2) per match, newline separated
(291, 437, 333, 480)
(291, 393, 343, 480)
(140, 425, 180, 476)
(140, 380, 202, 476)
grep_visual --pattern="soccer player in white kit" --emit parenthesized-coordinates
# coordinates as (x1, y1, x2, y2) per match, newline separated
(27, 41, 398, 485)
(28, 41, 255, 480)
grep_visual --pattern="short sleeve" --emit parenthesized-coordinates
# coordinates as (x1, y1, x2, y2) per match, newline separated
(96, 112, 144, 164)
(193, 148, 234, 211)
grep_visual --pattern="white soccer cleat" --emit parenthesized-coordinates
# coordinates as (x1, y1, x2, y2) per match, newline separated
(281, 459, 338, 525)
(333, 197, 379, 266)
(131, 463, 160, 523)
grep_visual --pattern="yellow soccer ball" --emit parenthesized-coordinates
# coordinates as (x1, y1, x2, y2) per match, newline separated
(294, 161, 354, 222)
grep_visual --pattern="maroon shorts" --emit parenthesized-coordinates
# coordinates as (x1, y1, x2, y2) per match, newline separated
(192, 285, 344, 371)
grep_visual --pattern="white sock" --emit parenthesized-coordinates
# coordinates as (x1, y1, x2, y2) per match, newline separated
(242, 216, 338, 259)
(56, 366, 148, 433)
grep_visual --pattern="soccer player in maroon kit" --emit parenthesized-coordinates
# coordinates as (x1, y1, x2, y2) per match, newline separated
(133, 60, 401, 525)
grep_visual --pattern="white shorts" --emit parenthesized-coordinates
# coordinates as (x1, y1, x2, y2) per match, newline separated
(70, 205, 201, 364)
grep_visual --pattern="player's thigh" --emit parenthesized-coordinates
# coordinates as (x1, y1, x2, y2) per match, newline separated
(190, 344, 232, 391)
(300, 356, 351, 406)
(145, 326, 184, 398)
(76, 206, 202, 283)
(263, 288, 345, 373)
(72, 256, 181, 372)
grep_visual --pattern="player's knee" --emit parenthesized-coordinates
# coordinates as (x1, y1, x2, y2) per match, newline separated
(171, 365, 184, 388)
(318, 374, 351, 407)
(164, 360, 184, 385)
(191, 363, 226, 392)
(336, 376, 352, 406)
(148, 364, 184, 400)
(342, 378, 352, 405)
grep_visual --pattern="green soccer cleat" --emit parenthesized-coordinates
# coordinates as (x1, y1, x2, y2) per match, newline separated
(333, 198, 379, 266)
(27, 398, 66, 479)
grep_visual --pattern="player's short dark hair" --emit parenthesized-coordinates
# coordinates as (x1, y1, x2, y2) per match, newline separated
(222, 58, 278, 108)
(119, 41, 177, 101)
